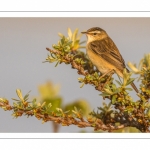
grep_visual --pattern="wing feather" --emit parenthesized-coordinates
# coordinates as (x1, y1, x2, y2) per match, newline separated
(89, 37, 126, 72)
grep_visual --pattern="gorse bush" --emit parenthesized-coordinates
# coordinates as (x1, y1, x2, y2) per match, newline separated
(0, 28, 150, 133)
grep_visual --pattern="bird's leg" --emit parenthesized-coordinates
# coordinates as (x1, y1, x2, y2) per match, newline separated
(100, 69, 115, 91)
(99, 69, 114, 81)
(103, 71, 114, 88)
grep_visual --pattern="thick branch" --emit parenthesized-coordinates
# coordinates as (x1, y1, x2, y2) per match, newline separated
(0, 101, 129, 132)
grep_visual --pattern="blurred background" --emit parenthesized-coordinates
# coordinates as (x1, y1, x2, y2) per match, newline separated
(0, 18, 150, 132)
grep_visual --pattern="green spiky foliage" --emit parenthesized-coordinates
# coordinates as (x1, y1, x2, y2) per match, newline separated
(1, 28, 150, 133)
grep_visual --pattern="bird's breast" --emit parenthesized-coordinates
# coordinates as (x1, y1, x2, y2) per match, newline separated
(86, 48, 112, 74)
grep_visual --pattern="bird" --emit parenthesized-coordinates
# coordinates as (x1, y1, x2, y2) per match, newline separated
(81, 27, 139, 93)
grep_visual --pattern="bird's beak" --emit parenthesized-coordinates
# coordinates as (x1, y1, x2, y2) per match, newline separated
(81, 31, 87, 34)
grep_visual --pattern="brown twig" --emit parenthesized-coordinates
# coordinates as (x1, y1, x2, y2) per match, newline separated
(0, 100, 130, 132)
(46, 48, 102, 91)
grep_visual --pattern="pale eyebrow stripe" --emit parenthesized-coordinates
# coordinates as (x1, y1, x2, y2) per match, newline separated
(90, 31, 101, 33)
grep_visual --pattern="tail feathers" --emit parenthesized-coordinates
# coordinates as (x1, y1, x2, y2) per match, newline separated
(125, 68, 139, 93)
(130, 82, 139, 93)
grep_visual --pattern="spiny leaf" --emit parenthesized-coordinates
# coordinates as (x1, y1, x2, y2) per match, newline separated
(112, 95, 117, 104)
(99, 93, 111, 97)
(67, 28, 72, 39)
(72, 28, 78, 45)
(58, 33, 64, 38)
(126, 78, 135, 86)
(115, 80, 122, 86)
(125, 88, 133, 91)
(128, 62, 141, 74)
(80, 83, 85, 88)
(23, 91, 31, 101)
(103, 88, 113, 95)
(16, 89, 24, 101)
(55, 61, 60, 67)
(12, 98, 20, 101)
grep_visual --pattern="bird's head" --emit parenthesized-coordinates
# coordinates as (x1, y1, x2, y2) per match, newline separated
(81, 27, 108, 43)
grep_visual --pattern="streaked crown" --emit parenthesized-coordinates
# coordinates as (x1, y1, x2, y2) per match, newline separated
(87, 27, 106, 32)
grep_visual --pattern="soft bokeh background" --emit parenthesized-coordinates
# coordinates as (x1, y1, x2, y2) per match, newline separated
(0, 18, 150, 132)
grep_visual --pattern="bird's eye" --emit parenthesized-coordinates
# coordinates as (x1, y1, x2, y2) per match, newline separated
(93, 33, 97, 35)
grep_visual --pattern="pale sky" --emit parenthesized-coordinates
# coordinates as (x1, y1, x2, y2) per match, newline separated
(0, 18, 150, 132)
